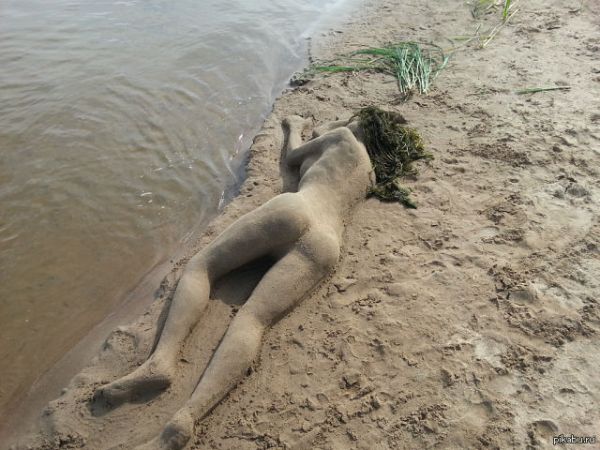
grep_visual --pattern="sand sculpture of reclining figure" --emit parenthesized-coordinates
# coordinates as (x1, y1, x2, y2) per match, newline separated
(95, 114, 377, 450)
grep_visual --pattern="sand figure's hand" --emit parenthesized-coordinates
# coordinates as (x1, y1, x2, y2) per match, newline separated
(282, 115, 312, 133)
(133, 408, 194, 450)
(282, 115, 313, 169)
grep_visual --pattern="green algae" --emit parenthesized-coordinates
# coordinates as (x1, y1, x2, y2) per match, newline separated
(357, 106, 431, 208)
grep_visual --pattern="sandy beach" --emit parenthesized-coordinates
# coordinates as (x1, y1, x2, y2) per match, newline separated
(6, 0, 600, 448)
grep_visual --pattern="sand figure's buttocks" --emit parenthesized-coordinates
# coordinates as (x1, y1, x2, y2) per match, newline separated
(94, 115, 375, 450)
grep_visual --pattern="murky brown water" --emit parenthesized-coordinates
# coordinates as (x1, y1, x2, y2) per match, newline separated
(0, 0, 348, 417)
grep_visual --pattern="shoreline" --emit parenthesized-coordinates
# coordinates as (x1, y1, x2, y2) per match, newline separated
(0, 0, 366, 443)
(0, 0, 362, 425)
(8, 0, 600, 447)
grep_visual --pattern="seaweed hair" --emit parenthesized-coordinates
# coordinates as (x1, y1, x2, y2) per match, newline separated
(356, 106, 431, 208)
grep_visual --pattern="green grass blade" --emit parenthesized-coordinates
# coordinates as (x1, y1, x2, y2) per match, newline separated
(313, 65, 364, 73)
(515, 86, 571, 94)
(502, 0, 512, 21)
(300, 41, 449, 96)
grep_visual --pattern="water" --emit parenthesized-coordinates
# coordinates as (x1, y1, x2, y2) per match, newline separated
(0, 0, 348, 417)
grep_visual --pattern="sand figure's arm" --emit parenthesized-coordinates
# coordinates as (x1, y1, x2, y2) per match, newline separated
(280, 115, 311, 191)
(285, 134, 330, 167)
(312, 118, 349, 138)
(282, 115, 311, 157)
(285, 127, 357, 169)
(283, 114, 355, 169)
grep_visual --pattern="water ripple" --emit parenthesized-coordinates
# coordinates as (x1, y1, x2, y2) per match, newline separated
(0, 0, 350, 416)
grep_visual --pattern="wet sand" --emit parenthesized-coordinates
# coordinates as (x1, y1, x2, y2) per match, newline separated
(0, 0, 348, 421)
(6, 0, 600, 447)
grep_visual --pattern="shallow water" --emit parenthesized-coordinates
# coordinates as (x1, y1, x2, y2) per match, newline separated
(0, 0, 346, 416)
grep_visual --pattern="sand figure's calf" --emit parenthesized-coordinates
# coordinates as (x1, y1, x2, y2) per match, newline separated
(95, 115, 376, 450)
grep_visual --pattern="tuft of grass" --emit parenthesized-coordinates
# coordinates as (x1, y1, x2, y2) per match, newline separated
(515, 86, 571, 94)
(356, 106, 431, 208)
(463, 0, 519, 48)
(480, 4, 518, 47)
(297, 42, 448, 97)
(502, 0, 512, 21)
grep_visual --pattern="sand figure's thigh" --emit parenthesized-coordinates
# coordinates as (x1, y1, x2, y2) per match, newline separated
(194, 193, 311, 279)
(242, 234, 340, 325)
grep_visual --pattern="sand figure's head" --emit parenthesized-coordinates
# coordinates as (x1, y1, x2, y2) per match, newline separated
(353, 106, 430, 208)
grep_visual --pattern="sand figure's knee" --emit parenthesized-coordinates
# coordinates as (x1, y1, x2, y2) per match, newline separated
(174, 261, 211, 304)
(181, 252, 212, 280)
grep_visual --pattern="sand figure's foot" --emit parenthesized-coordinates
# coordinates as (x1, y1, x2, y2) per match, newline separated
(95, 357, 174, 406)
(134, 408, 194, 450)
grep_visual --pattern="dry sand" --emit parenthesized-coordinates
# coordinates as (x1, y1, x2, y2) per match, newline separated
(6, 0, 600, 448)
